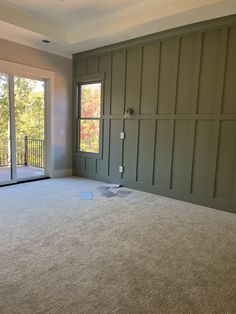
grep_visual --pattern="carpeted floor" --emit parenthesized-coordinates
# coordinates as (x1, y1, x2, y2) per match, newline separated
(0, 177, 235, 314)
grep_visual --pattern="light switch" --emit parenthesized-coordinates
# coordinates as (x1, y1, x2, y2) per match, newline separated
(119, 165, 124, 173)
(120, 132, 125, 139)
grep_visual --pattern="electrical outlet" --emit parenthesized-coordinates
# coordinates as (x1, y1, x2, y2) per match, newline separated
(120, 132, 125, 139)
(119, 165, 124, 173)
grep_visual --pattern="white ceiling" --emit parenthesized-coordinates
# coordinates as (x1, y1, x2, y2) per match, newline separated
(0, 0, 235, 59)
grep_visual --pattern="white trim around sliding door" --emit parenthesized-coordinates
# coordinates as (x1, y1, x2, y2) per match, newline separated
(0, 59, 55, 179)
(9, 75, 17, 183)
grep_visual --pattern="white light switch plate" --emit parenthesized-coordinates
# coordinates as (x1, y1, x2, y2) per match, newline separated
(119, 165, 124, 173)
(120, 132, 125, 139)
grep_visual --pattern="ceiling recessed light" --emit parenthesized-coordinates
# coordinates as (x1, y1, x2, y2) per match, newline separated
(42, 39, 50, 44)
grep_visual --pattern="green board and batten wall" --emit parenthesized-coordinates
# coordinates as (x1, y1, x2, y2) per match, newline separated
(73, 15, 236, 213)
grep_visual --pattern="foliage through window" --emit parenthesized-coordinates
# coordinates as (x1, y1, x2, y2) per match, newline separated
(79, 82, 101, 154)
(0, 74, 45, 168)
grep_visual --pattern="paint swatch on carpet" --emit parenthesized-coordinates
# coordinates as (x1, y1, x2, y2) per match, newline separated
(97, 184, 121, 191)
(107, 183, 121, 189)
(101, 190, 116, 198)
(97, 186, 110, 191)
(116, 190, 132, 198)
(80, 192, 93, 200)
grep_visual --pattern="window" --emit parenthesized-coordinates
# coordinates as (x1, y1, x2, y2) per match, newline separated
(78, 82, 102, 154)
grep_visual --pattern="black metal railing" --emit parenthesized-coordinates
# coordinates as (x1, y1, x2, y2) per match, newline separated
(0, 136, 45, 168)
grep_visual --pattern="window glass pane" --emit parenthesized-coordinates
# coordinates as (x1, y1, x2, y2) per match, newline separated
(14, 77, 45, 179)
(81, 83, 101, 118)
(80, 120, 99, 153)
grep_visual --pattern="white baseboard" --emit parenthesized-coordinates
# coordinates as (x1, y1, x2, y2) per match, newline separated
(52, 168, 73, 178)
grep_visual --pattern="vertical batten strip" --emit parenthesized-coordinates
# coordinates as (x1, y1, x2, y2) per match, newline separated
(174, 37, 181, 115)
(121, 49, 127, 179)
(215, 28, 229, 114)
(135, 118, 141, 183)
(188, 121, 197, 193)
(152, 42, 161, 185)
(189, 33, 203, 193)
(106, 53, 112, 177)
(152, 119, 158, 186)
(107, 53, 113, 176)
(196, 32, 205, 114)
(169, 38, 180, 189)
(193, 32, 203, 114)
(106, 53, 112, 117)
(169, 119, 175, 190)
(138, 46, 144, 115)
(156, 42, 162, 114)
(136, 46, 144, 182)
(210, 28, 228, 198)
(97, 53, 111, 176)
(107, 119, 111, 177)
(109, 53, 113, 116)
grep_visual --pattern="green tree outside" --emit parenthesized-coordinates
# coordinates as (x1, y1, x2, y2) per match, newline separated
(0, 73, 45, 167)
(80, 83, 101, 153)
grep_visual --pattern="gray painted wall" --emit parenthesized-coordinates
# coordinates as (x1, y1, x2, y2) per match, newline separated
(73, 15, 236, 213)
(0, 38, 72, 172)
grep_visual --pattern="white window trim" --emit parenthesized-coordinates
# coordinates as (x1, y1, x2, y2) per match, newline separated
(0, 59, 55, 178)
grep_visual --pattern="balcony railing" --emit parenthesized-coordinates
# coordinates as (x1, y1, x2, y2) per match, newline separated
(0, 136, 45, 168)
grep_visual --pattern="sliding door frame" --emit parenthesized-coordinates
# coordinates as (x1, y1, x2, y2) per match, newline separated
(0, 74, 17, 185)
(0, 59, 55, 184)
(9, 75, 17, 183)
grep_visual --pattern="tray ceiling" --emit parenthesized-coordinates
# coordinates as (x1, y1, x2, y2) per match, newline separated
(0, 0, 235, 58)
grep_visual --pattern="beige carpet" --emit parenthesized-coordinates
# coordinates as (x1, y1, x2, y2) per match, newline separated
(0, 177, 235, 314)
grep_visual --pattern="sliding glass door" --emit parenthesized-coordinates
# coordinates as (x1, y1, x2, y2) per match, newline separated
(0, 73, 46, 185)
(14, 76, 46, 180)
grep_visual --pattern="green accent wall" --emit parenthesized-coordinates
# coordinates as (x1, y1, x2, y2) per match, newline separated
(73, 15, 236, 213)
